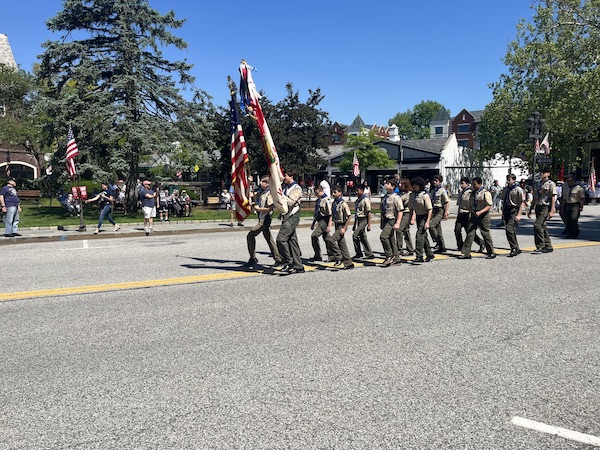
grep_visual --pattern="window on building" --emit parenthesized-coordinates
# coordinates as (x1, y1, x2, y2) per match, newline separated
(457, 124, 470, 133)
(434, 126, 443, 135)
(457, 139, 469, 148)
(331, 134, 341, 144)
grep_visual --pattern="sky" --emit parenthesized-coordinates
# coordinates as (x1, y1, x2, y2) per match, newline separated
(1, 0, 535, 127)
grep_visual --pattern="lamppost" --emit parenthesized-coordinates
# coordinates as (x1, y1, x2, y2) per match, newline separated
(526, 110, 546, 183)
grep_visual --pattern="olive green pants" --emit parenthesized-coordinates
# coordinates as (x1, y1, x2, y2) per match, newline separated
(463, 212, 494, 257)
(379, 219, 399, 260)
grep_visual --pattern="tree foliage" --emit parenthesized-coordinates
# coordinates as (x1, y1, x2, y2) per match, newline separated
(337, 133, 395, 175)
(0, 65, 38, 152)
(479, 0, 600, 171)
(388, 100, 445, 139)
(36, 0, 215, 208)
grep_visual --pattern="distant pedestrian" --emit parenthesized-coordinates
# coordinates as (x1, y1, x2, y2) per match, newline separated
(491, 180, 502, 212)
(86, 181, 120, 235)
(0, 177, 21, 237)
(139, 179, 157, 236)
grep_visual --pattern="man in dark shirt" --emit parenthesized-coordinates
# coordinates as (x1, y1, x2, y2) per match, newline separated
(0, 177, 21, 237)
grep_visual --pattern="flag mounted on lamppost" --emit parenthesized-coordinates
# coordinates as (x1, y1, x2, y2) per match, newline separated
(66, 126, 79, 179)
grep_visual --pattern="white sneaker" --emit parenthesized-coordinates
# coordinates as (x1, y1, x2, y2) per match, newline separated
(144, 227, 149, 236)
(149, 226, 153, 232)
(114, 225, 121, 231)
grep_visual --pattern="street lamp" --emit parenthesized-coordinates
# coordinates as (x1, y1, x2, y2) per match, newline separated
(526, 110, 546, 182)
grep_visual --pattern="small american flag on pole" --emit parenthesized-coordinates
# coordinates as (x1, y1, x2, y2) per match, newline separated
(534, 138, 542, 154)
(590, 162, 597, 194)
(66, 126, 79, 179)
(540, 133, 551, 155)
(352, 151, 360, 177)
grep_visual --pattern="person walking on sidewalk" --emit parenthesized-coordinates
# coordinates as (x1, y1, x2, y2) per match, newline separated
(501, 174, 525, 257)
(246, 176, 282, 267)
(86, 182, 120, 235)
(139, 179, 157, 236)
(529, 168, 557, 253)
(0, 177, 21, 237)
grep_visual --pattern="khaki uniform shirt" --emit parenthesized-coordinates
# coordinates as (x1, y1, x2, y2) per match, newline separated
(314, 195, 332, 219)
(409, 191, 432, 216)
(333, 198, 351, 224)
(563, 184, 585, 204)
(354, 195, 371, 219)
(256, 190, 274, 221)
(399, 191, 411, 212)
(283, 183, 303, 217)
(535, 179, 557, 206)
(430, 186, 449, 208)
(471, 188, 492, 213)
(381, 193, 404, 220)
(501, 184, 524, 208)
(457, 187, 474, 214)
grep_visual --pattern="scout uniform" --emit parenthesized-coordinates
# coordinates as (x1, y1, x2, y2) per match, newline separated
(408, 190, 434, 261)
(461, 187, 495, 257)
(532, 178, 557, 251)
(310, 193, 335, 261)
(276, 181, 304, 270)
(397, 189, 415, 255)
(247, 188, 282, 265)
(501, 182, 524, 254)
(379, 192, 403, 263)
(352, 194, 374, 259)
(454, 185, 483, 252)
(562, 182, 585, 237)
(331, 197, 353, 268)
(429, 185, 449, 251)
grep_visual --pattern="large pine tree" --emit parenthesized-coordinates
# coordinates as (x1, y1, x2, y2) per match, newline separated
(37, 0, 215, 208)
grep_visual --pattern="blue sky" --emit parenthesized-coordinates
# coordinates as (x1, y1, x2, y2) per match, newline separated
(2, 0, 534, 127)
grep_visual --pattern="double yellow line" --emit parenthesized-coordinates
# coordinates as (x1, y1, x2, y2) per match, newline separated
(2, 241, 598, 302)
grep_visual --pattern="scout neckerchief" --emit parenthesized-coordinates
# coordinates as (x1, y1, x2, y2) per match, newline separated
(355, 194, 366, 219)
(473, 186, 484, 211)
(504, 182, 518, 206)
(381, 192, 389, 214)
(284, 181, 297, 196)
(459, 186, 471, 210)
(315, 192, 327, 217)
(332, 196, 343, 221)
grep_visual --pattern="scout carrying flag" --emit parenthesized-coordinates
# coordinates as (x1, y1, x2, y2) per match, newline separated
(238, 60, 287, 214)
(229, 81, 252, 222)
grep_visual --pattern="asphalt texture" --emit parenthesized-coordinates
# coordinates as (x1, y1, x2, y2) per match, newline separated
(0, 203, 599, 449)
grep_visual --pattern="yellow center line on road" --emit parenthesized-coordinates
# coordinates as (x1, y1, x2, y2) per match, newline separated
(2, 241, 598, 302)
(0, 271, 261, 302)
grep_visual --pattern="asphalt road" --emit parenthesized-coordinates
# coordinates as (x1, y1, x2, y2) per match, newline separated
(1, 207, 599, 449)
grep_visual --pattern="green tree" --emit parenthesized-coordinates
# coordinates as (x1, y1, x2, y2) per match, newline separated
(337, 133, 395, 177)
(37, 0, 215, 209)
(479, 0, 600, 171)
(389, 100, 444, 139)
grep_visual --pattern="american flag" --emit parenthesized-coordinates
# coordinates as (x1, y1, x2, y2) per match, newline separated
(590, 162, 597, 194)
(5, 149, 10, 177)
(239, 60, 287, 214)
(540, 133, 551, 155)
(534, 138, 543, 154)
(352, 151, 360, 177)
(229, 90, 252, 223)
(66, 126, 79, 179)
